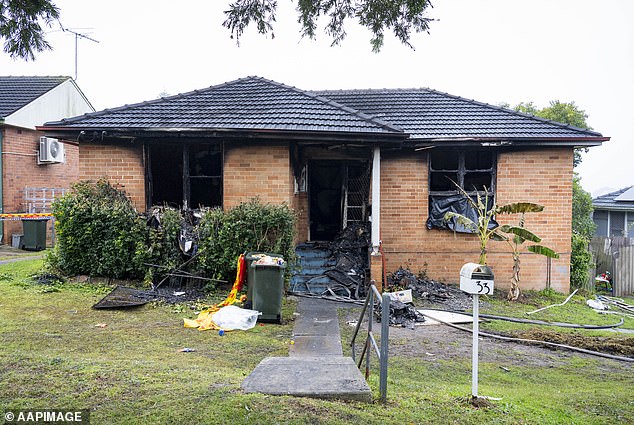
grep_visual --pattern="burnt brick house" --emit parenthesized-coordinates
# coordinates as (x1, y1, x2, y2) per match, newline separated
(0, 76, 94, 244)
(39, 76, 607, 292)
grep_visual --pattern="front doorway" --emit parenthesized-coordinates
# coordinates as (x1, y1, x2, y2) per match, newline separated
(308, 160, 370, 241)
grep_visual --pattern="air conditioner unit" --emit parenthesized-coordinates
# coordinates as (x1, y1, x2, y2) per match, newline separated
(39, 137, 65, 164)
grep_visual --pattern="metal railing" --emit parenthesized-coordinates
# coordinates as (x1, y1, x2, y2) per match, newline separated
(350, 281, 390, 402)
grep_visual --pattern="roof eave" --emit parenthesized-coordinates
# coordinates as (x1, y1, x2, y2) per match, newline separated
(36, 126, 406, 144)
(408, 136, 609, 149)
(593, 204, 634, 212)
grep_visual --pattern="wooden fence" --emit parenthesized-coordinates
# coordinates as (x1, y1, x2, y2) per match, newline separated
(589, 236, 634, 296)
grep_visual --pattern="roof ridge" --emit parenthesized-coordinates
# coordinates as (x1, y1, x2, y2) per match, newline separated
(262, 78, 403, 133)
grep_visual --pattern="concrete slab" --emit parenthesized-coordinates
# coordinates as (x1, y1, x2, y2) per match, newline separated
(289, 335, 342, 357)
(241, 356, 372, 402)
(242, 297, 372, 402)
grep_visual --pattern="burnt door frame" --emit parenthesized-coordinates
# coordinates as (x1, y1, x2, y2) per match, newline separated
(308, 159, 370, 241)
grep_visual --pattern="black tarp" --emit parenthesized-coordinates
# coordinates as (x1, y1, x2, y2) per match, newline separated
(426, 194, 498, 232)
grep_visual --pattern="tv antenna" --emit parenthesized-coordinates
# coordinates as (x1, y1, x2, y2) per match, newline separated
(60, 26, 99, 80)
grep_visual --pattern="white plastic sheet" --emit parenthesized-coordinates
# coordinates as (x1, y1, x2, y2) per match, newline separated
(211, 305, 260, 330)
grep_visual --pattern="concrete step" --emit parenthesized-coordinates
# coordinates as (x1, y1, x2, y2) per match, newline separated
(241, 356, 372, 402)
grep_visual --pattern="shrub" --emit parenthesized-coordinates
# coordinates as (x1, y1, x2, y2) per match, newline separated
(48, 179, 147, 279)
(570, 232, 593, 289)
(197, 199, 296, 282)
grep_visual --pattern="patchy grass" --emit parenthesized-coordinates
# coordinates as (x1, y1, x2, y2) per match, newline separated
(1, 259, 633, 424)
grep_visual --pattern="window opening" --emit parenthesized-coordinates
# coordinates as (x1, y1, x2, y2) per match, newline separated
(426, 149, 496, 231)
(148, 142, 222, 209)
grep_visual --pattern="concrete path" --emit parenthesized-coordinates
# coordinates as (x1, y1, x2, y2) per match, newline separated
(241, 297, 372, 401)
(0, 245, 45, 265)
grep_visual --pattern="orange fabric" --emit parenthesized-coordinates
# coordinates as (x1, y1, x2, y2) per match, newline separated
(183, 254, 247, 331)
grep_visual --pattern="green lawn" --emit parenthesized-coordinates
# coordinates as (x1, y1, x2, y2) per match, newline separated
(1, 259, 633, 424)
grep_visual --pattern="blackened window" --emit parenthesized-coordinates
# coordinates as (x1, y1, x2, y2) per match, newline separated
(149, 142, 222, 209)
(426, 149, 496, 231)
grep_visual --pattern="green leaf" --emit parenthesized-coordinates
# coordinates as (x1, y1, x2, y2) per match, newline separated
(443, 212, 477, 232)
(490, 231, 508, 242)
(527, 245, 560, 258)
(499, 226, 542, 243)
(497, 203, 544, 214)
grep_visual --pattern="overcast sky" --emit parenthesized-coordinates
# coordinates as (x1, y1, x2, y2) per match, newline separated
(1, 0, 632, 196)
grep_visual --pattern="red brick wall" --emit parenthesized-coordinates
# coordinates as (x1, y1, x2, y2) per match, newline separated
(1, 127, 79, 244)
(78, 143, 146, 210)
(223, 143, 292, 208)
(380, 148, 574, 293)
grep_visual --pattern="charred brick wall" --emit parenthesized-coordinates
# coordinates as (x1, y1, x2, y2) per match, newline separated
(379, 148, 574, 293)
(1, 127, 79, 244)
(78, 142, 146, 210)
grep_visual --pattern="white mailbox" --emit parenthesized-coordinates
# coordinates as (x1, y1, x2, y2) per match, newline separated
(460, 263, 494, 295)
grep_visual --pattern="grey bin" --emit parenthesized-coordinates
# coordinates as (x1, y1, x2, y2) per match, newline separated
(248, 256, 286, 324)
(21, 219, 47, 251)
(11, 234, 24, 249)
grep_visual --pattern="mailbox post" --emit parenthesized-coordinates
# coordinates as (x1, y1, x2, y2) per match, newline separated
(460, 263, 494, 398)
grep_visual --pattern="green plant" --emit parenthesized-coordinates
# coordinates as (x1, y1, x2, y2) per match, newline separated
(48, 179, 148, 279)
(444, 186, 498, 265)
(570, 177, 596, 289)
(570, 232, 593, 289)
(444, 184, 558, 301)
(197, 199, 297, 282)
(496, 205, 559, 301)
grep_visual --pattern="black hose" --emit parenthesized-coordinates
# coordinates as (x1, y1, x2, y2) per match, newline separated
(417, 311, 634, 363)
(478, 313, 624, 329)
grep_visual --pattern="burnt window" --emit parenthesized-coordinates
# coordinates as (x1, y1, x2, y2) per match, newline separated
(149, 142, 222, 209)
(426, 149, 496, 231)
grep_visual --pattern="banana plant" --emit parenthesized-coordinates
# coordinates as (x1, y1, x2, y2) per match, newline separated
(444, 183, 559, 301)
(443, 185, 497, 265)
(496, 205, 559, 301)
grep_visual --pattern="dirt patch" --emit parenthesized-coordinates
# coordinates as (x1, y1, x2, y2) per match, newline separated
(343, 309, 633, 371)
(384, 323, 579, 368)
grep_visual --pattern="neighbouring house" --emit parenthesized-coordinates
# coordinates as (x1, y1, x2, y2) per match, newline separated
(0, 76, 94, 244)
(39, 76, 608, 293)
(592, 186, 634, 238)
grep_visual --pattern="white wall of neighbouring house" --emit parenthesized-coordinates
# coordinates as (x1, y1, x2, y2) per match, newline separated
(4, 79, 94, 130)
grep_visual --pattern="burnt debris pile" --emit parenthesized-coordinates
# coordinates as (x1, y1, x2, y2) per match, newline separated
(290, 222, 371, 300)
(324, 223, 371, 299)
(387, 267, 472, 311)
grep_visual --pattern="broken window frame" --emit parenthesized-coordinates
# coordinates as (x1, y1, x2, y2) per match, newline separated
(426, 149, 497, 231)
(146, 140, 223, 210)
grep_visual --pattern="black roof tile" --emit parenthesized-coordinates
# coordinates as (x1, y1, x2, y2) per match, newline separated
(42, 76, 605, 143)
(312, 88, 603, 140)
(46, 77, 403, 135)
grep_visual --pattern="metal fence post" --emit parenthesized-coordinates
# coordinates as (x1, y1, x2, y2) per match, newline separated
(379, 293, 390, 402)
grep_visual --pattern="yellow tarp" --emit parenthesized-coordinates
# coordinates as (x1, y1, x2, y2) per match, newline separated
(183, 254, 247, 331)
